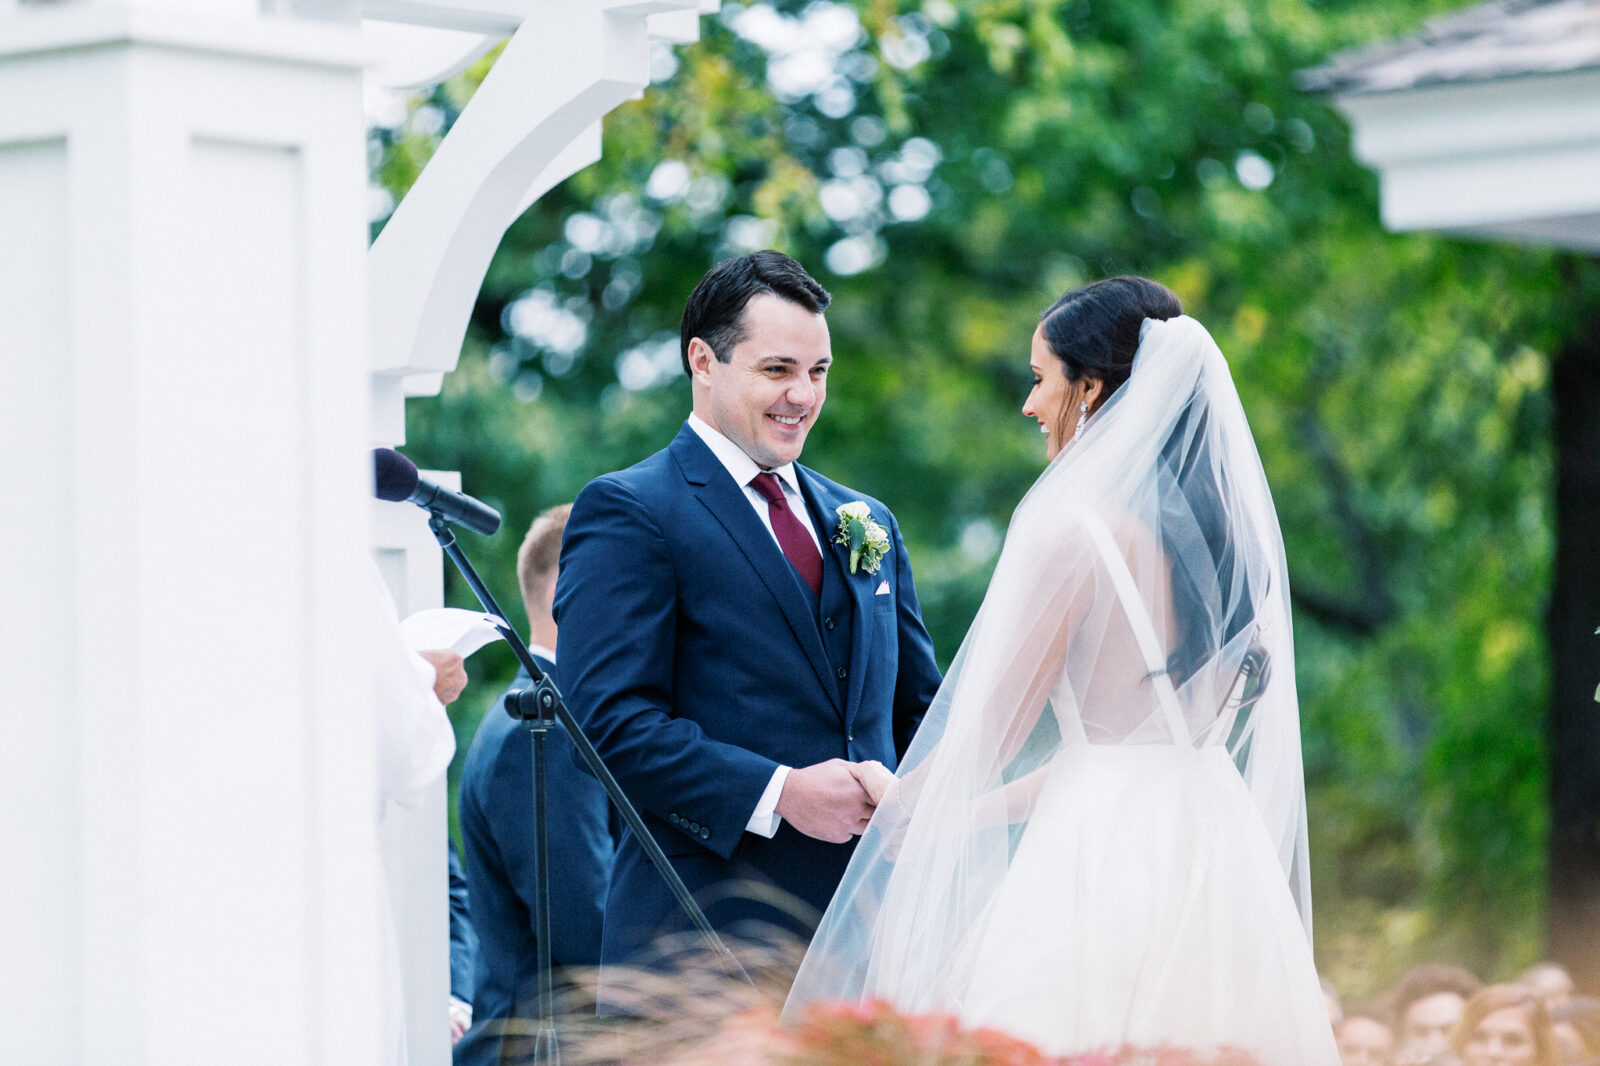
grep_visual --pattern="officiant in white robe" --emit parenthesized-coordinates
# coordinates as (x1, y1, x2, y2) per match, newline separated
(368, 562, 461, 1066)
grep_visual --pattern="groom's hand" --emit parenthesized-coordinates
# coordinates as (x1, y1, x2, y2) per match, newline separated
(776, 759, 877, 843)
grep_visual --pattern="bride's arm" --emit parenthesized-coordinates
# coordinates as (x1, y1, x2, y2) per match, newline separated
(858, 530, 1092, 825)
(980, 755, 1068, 824)
(860, 699, 1063, 831)
(857, 640, 1062, 816)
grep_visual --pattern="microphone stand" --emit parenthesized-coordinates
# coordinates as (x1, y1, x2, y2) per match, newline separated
(427, 515, 752, 1065)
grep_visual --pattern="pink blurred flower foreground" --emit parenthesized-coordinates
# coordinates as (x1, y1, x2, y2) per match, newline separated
(686, 999, 1269, 1066)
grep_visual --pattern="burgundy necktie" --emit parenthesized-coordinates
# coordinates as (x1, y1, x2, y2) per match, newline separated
(750, 472, 823, 596)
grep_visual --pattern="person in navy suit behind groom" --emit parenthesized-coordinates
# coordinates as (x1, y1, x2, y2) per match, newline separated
(555, 250, 943, 987)
(447, 843, 477, 1045)
(454, 505, 616, 1064)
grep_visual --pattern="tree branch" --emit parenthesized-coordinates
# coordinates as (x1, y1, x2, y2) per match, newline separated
(1287, 365, 1396, 636)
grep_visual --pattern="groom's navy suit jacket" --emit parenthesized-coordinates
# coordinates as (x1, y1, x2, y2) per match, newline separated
(555, 424, 941, 966)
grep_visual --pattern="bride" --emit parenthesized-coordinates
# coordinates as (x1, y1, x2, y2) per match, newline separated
(785, 277, 1339, 1064)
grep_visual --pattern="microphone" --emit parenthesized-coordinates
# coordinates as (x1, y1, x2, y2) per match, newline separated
(372, 447, 502, 537)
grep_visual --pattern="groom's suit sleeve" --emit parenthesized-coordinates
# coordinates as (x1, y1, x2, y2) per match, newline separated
(887, 510, 943, 758)
(555, 475, 779, 861)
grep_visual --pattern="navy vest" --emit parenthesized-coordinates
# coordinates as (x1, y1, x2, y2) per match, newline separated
(802, 496, 855, 708)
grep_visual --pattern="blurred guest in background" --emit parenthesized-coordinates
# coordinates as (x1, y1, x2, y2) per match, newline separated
(447, 843, 477, 1044)
(1393, 964, 1483, 1065)
(1452, 985, 1557, 1066)
(1550, 996, 1600, 1065)
(1523, 963, 1578, 1014)
(1338, 1004, 1397, 1066)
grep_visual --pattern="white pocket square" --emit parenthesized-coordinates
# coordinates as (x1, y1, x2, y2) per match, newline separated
(875, 580, 891, 595)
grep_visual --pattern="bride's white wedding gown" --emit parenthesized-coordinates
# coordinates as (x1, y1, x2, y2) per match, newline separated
(923, 518, 1335, 1062)
(787, 316, 1338, 1065)
(955, 746, 1333, 1059)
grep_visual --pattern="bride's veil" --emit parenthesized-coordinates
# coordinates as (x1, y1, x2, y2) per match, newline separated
(785, 315, 1311, 1015)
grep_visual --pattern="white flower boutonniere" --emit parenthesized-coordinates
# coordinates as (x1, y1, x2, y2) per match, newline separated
(834, 501, 890, 575)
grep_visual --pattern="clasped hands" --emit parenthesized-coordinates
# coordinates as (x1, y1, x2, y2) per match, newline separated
(775, 757, 900, 843)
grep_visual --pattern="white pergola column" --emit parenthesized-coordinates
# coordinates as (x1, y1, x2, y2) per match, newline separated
(0, 4, 378, 1064)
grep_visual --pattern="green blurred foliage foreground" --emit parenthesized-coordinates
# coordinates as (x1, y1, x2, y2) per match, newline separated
(370, 0, 1600, 1000)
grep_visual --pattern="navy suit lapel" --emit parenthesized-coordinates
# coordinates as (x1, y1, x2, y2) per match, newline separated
(797, 468, 875, 727)
(669, 427, 844, 717)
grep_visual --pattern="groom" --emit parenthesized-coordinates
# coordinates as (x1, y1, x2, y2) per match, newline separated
(555, 250, 942, 980)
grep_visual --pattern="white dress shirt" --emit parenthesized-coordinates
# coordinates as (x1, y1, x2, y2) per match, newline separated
(686, 413, 822, 554)
(685, 413, 817, 838)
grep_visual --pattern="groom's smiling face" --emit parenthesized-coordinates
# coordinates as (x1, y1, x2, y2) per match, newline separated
(690, 292, 832, 470)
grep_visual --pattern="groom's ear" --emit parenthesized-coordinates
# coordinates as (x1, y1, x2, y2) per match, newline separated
(686, 337, 718, 383)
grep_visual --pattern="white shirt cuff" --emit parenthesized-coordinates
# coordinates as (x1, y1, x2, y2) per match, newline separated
(745, 765, 791, 838)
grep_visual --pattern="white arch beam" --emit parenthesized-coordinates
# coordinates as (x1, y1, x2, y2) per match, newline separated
(367, 0, 716, 442)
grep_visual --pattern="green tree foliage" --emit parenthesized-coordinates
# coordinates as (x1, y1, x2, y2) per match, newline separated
(373, 0, 1574, 994)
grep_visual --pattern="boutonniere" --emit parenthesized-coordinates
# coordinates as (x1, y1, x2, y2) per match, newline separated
(833, 502, 890, 575)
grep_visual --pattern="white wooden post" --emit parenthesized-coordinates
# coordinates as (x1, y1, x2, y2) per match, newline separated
(0, 0, 718, 1062)
(0, 3, 378, 1065)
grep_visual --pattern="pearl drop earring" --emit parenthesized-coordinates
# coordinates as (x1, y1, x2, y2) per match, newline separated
(1075, 399, 1088, 438)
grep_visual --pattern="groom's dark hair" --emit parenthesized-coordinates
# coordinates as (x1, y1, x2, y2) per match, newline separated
(680, 250, 831, 374)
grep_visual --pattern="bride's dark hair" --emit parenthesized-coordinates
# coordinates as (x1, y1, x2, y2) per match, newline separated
(1043, 276, 1269, 726)
(1038, 275, 1183, 410)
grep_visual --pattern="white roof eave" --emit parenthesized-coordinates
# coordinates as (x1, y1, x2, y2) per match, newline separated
(1332, 66, 1600, 251)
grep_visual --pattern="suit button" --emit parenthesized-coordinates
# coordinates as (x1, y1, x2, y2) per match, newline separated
(699, 828, 711, 840)
(669, 814, 680, 825)
(824, 617, 835, 630)
(847, 730, 855, 742)
(837, 666, 848, 680)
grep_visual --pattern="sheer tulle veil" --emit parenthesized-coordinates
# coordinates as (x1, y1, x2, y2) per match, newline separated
(785, 314, 1312, 1016)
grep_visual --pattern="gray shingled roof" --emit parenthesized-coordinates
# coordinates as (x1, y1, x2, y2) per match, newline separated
(1299, 0, 1600, 95)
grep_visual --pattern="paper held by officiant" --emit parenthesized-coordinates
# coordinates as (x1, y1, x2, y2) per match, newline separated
(399, 608, 506, 658)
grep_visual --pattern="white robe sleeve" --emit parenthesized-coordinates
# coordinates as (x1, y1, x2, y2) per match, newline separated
(368, 561, 456, 814)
